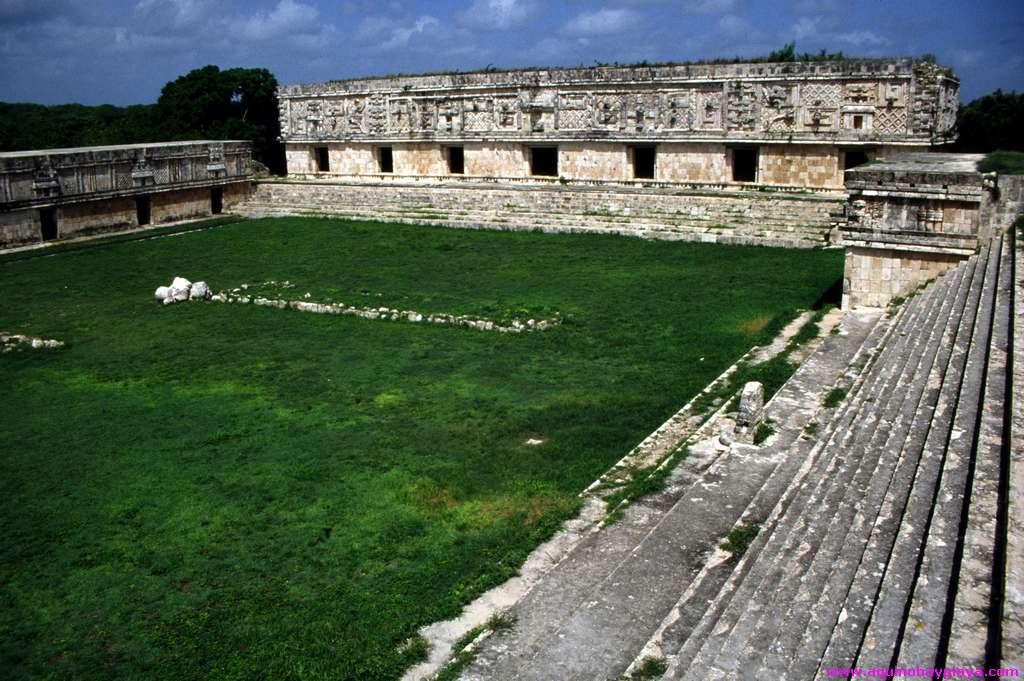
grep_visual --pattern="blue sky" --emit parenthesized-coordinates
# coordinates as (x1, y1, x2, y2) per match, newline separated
(1, 0, 1021, 106)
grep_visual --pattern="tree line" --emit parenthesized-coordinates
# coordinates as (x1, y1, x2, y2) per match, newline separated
(0, 66, 283, 174)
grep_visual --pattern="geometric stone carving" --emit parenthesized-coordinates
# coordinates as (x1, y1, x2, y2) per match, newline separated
(557, 93, 592, 130)
(726, 82, 757, 131)
(595, 94, 623, 129)
(696, 89, 722, 130)
(875, 108, 908, 135)
(660, 90, 693, 130)
(464, 98, 494, 131)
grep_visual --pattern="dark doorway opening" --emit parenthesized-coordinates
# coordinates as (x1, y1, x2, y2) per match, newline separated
(731, 147, 758, 182)
(843, 150, 870, 170)
(211, 187, 223, 215)
(530, 147, 558, 177)
(633, 146, 656, 180)
(136, 196, 151, 226)
(315, 146, 330, 173)
(448, 146, 465, 175)
(39, 208, 58, 241)
(379, 146, 394, 173)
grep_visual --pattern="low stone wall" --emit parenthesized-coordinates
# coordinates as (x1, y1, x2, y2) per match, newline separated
(0, 181, 252, 248)
(241, 178, 844, 247)
(842, 246, 963, 308)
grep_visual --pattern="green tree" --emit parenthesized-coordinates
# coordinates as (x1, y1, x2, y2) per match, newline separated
(953, 89, 1024, 153)
(0, 65, 284, 173)
(156, 65, 284, 173)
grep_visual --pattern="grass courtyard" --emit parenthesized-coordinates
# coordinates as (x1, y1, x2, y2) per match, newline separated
(0, 217, 842, 680)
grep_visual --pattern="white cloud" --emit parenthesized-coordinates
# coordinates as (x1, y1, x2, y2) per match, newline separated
(682, 0, 742, 15)
(836, 30, 887, 47)
(459, 0, 538, 30)
(134, 0, 213, 31)
(360, 15, 441, 51)
(718, 14, 753, 39)
(791, 16, 823, 41)
(950, 49, 983, 67)
(235, 0, 320, 42)
(792, 0, 839, 13)
(562, 8, 642, 36)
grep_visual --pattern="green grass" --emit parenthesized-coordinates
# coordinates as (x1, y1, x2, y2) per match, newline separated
(823, 387, 849, 409)
(721, 524, 760, 556)
(753, 420, 776, 445)
(0, 216, 841, 680)
(615, 656, 669, 681)
(977, 150, 1024, 175)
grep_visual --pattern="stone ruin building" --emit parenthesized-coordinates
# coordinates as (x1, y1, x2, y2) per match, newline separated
(2, 58, 1023, 680)
(276, 59, 958, 188)
(0, 140, 252, 247)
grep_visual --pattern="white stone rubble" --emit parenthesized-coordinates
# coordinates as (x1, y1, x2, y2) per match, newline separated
(1, 333, 64, 352)
(155, 276, 212, 305)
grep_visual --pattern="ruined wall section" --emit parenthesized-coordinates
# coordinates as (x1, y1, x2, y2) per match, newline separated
(835, 153, 1016, 308)
(0, 141, 254, 248)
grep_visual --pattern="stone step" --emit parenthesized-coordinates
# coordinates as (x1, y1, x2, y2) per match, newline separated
(632, 309, 891, 675)
(239, 199, 831, 233)
(664, 287, 937, 676)
(241, 195, 839, 229)
(699, 264, 961, 678)
(676, 261, 964, 680)
(847, 244, 995, 670)
(947, 235, 1013, 666)
(895, 237, 1005, 666)
(762, 253, 981, 680)
(235, 203, 827, 248)
(456, 311, 882, 681)
(809, 250, 986, 674)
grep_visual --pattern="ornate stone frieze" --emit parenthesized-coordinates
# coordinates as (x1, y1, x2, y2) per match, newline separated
(278, 59, 957, 143)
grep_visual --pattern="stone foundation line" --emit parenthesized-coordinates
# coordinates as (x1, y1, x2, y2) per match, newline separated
(1, 333, 64, 351)
(208, 287, 561, 333)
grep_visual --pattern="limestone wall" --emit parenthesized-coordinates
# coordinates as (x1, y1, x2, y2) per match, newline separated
(394, 144, 446, 175)
(0, 181, 252, 248)
(843, 246, 963, 308)
(58, 198, 137, 237)
(0, 210, 41, 247)
(151, 188, 215, 224)
(560, 143, 627, 181)
(657, 143, 727, 183)
(289, 140, 857, 188)
(464, 143, 527, 177)
(761, 144, 842, 188)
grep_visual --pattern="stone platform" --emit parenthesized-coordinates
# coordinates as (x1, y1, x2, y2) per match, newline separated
(239, 177, 844, 248)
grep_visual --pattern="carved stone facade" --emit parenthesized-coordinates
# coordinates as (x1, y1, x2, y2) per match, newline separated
(836, 153, 1023, 308)
(279, 59, 957, 189)
(0, 141, 253, 248)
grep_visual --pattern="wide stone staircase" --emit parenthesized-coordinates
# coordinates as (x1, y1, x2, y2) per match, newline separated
(236, 179, 844, 248)
(452, 233, 1017, 680)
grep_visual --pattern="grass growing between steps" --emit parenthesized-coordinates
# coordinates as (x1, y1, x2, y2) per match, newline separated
(615, 656, 669, 681)
(432, 613, 516, 681)
(691, 305, 836, 418)
(0, 216, 841, 681)
(721, 524, 760, 556)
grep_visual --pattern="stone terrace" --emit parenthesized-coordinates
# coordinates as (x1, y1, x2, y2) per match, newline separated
(440, 228, 1020, 680)
(239, 179, 844, 249)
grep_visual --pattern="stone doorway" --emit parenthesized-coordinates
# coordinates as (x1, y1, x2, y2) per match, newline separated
(136, 196, 151, 226)
(211, 187, 223, 214)
(39, 207, 58, 241)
